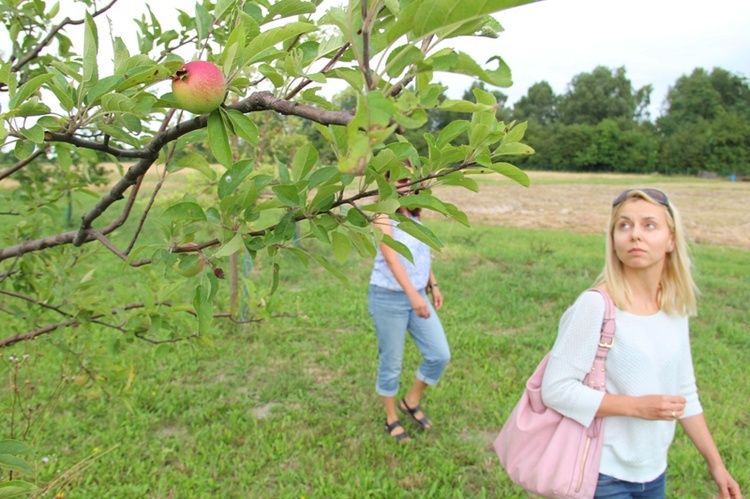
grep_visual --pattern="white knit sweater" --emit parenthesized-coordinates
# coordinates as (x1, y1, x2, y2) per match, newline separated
(541, 290, 703, 483)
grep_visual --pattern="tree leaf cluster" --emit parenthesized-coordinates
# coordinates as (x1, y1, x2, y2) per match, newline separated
(0, 0, 534, 351)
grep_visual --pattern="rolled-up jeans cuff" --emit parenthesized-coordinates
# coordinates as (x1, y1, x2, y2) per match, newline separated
(416, 370, 439, 387)
(376, 386, 399, 397)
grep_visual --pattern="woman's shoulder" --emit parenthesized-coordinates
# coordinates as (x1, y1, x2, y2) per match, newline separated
(574, 288, 609, 308)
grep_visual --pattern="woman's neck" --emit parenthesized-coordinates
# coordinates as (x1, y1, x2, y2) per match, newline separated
(622, 269, 662, 315)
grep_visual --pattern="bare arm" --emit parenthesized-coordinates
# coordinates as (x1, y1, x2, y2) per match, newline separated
(596, 393, 687, 420)
(679, 414, 743, 499)
(374, 215, 430, 318)
(426, 269, 443, 310)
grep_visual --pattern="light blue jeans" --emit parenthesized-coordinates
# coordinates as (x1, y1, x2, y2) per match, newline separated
(368, 285, 451, 397)
(595, 472, 666, 499)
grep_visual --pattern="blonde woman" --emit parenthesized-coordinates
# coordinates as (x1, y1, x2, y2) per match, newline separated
(541, 189, 742, 498)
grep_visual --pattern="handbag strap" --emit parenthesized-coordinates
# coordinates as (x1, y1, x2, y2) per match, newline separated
(581, 288, 616, 398)
(587, 288, 615, 359)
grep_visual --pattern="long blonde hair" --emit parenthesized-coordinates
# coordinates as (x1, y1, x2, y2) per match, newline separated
(594, 189, 698, 316)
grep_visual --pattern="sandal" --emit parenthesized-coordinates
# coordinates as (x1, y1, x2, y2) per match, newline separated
(399, 397, 432, 429)
(384, 419, 410, 442)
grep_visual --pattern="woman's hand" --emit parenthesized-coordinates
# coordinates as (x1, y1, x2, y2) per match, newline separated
(409, 293, 431, 318)
(633, 395, 687, 420)
(708, 462, 743, 499)
(430, 286, 443, 310)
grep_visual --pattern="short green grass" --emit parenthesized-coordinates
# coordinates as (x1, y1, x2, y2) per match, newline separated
(2, 216, 748, 498)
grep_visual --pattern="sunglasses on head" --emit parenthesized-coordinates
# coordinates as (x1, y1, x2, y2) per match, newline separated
(612, 188, 669, 208)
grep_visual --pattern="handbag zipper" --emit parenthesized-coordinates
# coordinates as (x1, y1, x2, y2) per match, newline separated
(576, 436, 592, 493)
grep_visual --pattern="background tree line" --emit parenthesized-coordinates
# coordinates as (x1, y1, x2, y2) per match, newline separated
(402, 65, 749, 177)
(511, 66, 750, 176)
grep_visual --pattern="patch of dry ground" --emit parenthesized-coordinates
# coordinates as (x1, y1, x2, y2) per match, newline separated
(423, 172, 750, 250)
(5, 167, 748, 249)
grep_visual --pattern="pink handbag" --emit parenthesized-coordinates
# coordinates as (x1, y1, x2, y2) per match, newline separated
(494, 289, 615, 499)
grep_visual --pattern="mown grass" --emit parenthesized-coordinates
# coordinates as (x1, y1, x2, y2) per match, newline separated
(2, 212, 748, 497)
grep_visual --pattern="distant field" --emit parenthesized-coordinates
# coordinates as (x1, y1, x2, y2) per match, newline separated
(428, 171, 750, 250)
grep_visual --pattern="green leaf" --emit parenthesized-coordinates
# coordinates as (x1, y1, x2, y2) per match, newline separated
(14, 140, 35, 161)
(208, 110, 232, 168)
(346, 207, 370, 227)
(258, 64, 284, 87)
(504, 120, 528, 144)
(214, 232, 246, 258)
(195, 3, 212, 40)
(291, 143, 318, 181)
(310, 254, 349, 285)
(365, 91, 396, 127)
(263, 0, 317, 23)
(8, 73, 54, 108)
(444, 203, 471, 227)
(331, 231, 351, 264)
(451, 52, 512, 87)
(193, 285, 212, 334)
(216, 0, 237, 19)
(494, 142, 535, 157)
(381, 234, 414, 264)
(19, 124, 45, 145)
(86, 75, 125, 105)
(395, 217, 443, 250)
(0, 440, 30, 456)
(175, 153, 217, 180)
(0, 480, 36, 498)
(13, 98, 51, 118)
(385, 44, 424, 78)
(271, 184, 302, 207)
(101, 93, 136, 113)
(307, 166, 340, 189)
(485, 161, 530, 186)
(436, 120, 469, 147)
(225, 109, 260, 145)
(218, 160, 254, 199)
(81, 12, 99, 94)
(439, 99, 491, 113)
(0, 454, 34, 476)
(161, 202, 207, 222)
(413, 0, 538, 38)
(374, 198, 401, 214)
(398, 194, 450, 216)
(244, 22, 317, 65)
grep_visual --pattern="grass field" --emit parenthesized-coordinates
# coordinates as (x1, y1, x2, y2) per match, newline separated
(1, 173, 749, 498)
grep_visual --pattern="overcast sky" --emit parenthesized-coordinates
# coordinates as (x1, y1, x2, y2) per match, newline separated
(40, 0, 750, 119)
(478, 0, 750, 118)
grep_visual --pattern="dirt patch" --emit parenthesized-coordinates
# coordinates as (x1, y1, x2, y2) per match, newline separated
(423, 172, 750, 250)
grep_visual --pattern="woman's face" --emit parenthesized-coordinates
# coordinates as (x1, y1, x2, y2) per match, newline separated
(612, 199, 675, 272)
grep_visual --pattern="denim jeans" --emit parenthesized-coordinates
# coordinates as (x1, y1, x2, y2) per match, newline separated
(368, 285, 451, 397)
(595, 472, 666, 499)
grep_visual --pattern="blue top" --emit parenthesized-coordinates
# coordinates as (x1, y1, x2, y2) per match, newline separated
(369, 215, 431, 291)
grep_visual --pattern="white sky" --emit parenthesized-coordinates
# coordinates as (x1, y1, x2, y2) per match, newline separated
(17, 0, 750, 119)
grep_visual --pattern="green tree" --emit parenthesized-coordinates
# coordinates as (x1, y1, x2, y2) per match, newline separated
(512, 80, 558, 125)
(0, 2, 536, 349)
(557, 66, 652, 125)
(657, 68, 750, 175)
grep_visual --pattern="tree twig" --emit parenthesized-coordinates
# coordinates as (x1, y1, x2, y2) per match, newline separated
(0, 148, 47, 181)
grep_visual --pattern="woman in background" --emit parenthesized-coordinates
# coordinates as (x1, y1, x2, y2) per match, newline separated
(368, 163, 450, 443)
